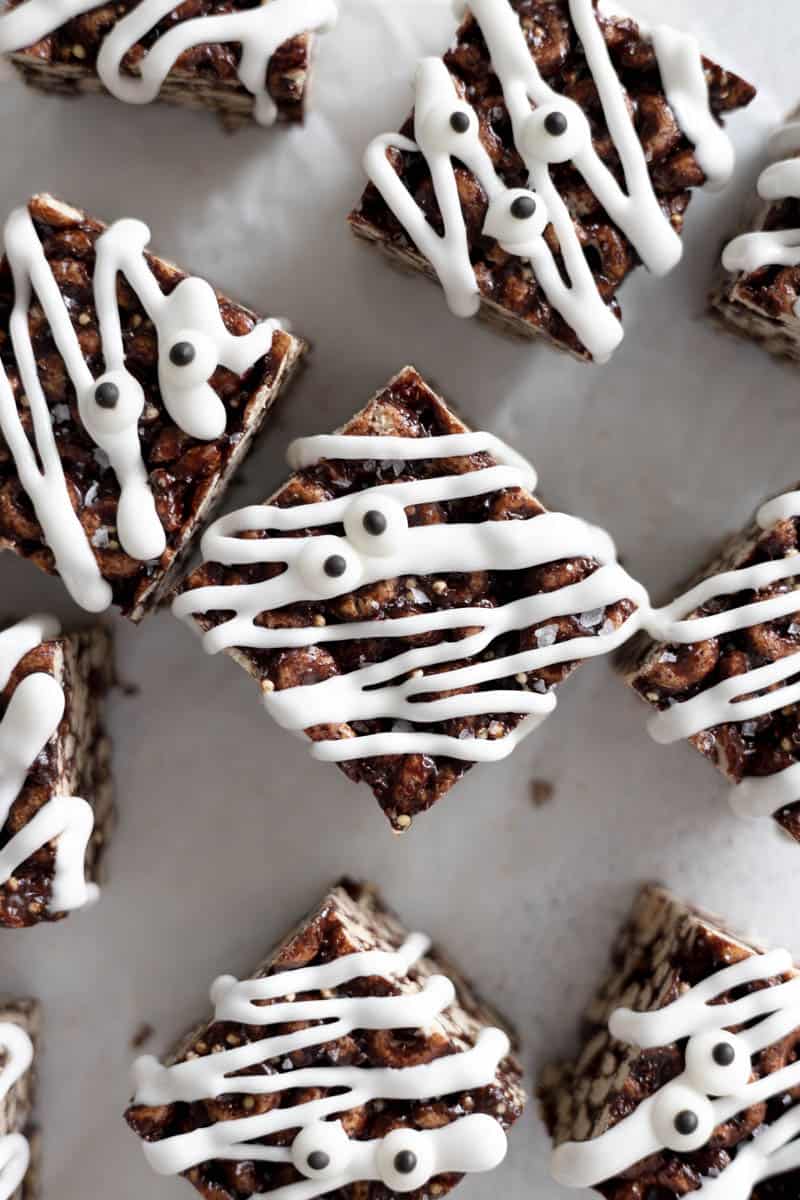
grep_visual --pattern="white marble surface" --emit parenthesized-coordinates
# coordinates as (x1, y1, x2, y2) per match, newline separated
(1, 1, 799, 1197)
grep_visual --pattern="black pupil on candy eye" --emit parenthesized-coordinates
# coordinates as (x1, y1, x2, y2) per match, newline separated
(674, 1110, 699, 1137)
(307, 1151, 330, 1171)
(713, 1042, 736, 1066)
(324, 554, 348, 578)
(95, 382, 120, 409)
(170, 340, 196, 367)
(511, 196, 536, 220)
(363, 510, 388, 537)
(394, 1150, 418, 1175)
(450, 111, 470, 133)
(545, 110, 568, 136)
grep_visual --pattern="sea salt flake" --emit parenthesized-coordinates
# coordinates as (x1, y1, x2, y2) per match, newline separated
(578, 608, 604, 629)
(535, 624, 559, 648)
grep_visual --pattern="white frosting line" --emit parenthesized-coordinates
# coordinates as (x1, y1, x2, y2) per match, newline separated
(0, 203, 281, 612)
(0, 1023, 33, 1200)
(131, 935, 510, 1193)
(552, 951, 800, 1194)
(173, 430, 646, 764)
(0, 618, 98, 913)
(722, 119, 800, 294)
(365, 0, 732, 360)
(0, 0, 338, 126)
(641, 484, 800, 821)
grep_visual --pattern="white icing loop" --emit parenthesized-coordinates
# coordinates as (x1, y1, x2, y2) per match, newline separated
(364, 0, 733, 360)
(722, 120, 800, 293)
(640, 483, 800, 821)
(553, 951, 800, 1195)
(0, 204, 281, 612)
(131, 935, 509, 1194)
(0, 0, 338, 127)
(0, 1023, 33, 1200)
(0, 618, 98, 913)
(174, 430, 645, 763)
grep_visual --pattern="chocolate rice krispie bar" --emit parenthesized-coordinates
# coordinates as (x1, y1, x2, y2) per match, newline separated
(349, 0, 755, 362)
(125, 878, 526, 1200)
(712, 112, 800, 361)
(620, 484, 800, 844)
(540, 885, 800, 1199)
(175, 365, 644, 831)
(0, 615, 113, 928)
(0, 997, 39, 1200)
(0, 0, 338, 129)
(0, 193, 306, 621)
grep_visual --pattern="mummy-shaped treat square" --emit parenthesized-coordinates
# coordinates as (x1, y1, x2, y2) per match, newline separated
(175, 366, 645, 830)
(0, 0, 338, 129)
(0, 615, 113, 927)
(620, 485, 800, 844)
(125, 879, 526, 1200)
(349, 0, 755, 362)
(0, 998, 38, 1200)
(712, 112, 800, 361)
(0, 194, 306, 621)
(540, 885, 800, 1200)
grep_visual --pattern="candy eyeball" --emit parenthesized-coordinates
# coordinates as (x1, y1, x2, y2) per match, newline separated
(685, 1031, 751, 1097)
(343, 494, 409, 558)
(82, 369, 145, 437)
(519, 100, 589, 165)
(652, 1083, 716, 1153)
(416, 100, 478, 153)
(298, 535, 363, 598)
(160, 328, 218, 390)
(376, 1129, 434, 1193)
(292, 1121, 353, 1181)
(483, 188, 548, 248)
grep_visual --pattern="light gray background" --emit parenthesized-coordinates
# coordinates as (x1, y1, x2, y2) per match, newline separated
(1, 1, 799, 1196)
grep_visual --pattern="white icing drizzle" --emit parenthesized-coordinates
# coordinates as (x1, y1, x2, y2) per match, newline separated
(0, 1022, 33, 1200)
(723, 121, 800, 300)
(0, 203, 280, 612)
(131, 933, 510, 1194)
(641, 487, 800, 822)
(364, 0, 734, 361)
(0, 0, 338, 126)
(173, 430, 646, 764)
(0, 616, 98, 912)
(552, 949, 800, 1194)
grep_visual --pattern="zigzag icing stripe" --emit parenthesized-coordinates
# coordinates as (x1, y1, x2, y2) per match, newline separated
(553, 949, 800, 1195)
(0, 0, 338, 125)
(173, 429, 646, 764)
(364, 0, 733, 361)
(131, 934, 509, 1194)
(0, 1023, 33, 1200)
(723, 120, 800, 306)
(0, 204, 280, 612)
(0, 616, 98, 912)
(642, 488, 800, 820)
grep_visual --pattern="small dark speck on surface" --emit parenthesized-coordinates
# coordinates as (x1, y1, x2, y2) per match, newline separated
(530, 780, 555, 808)
(130, 1023, 154, 1050)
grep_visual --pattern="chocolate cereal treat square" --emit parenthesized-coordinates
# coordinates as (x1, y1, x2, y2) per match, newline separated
(0, 0, 338, 130)
(0, 194, 307, 621)
(712, 112, 800, 361)
(349, 0, 755, 362)
(0, 997, 39, 1199)
(540, 885, 800, 1200)
(619, 484, 800, 844)
(0, 615, 113, 927)
(125, 878, 526, 1200)
(175, 365, 644, 831)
